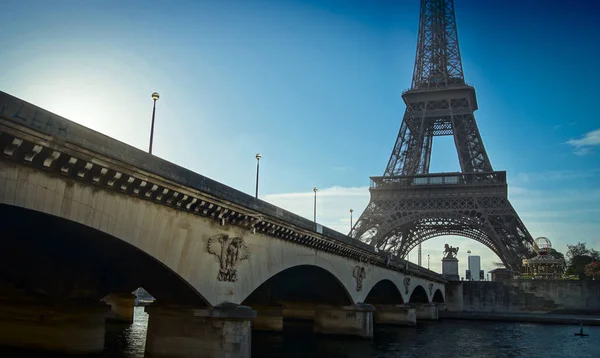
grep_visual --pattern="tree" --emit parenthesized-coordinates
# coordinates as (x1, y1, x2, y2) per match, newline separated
(565, 242, 599, 279)
(566, 255, 594, 279)
(585, 261, 600, 280)
(549, 248, 565, 261)
(567, 242, 589, 262)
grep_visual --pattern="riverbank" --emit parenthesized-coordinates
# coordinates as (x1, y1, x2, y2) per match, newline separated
(440, 311, 600, 326)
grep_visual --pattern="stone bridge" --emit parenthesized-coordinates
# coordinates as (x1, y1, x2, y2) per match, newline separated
(0, 91, 446, 357)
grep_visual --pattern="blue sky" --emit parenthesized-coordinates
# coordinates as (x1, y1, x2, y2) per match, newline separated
(1, 0, 599, 276)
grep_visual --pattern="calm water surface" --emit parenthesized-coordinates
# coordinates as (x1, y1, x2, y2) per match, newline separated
(2, 307, 599, 357)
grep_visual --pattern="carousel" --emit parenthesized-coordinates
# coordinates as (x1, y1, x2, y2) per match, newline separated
(522, 237, 565, 279)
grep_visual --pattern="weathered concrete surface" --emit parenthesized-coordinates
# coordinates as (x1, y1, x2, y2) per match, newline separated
(0, 163, 445, 306)
(444, 282, 464, 311)
(412, 303, 439, 320)
(282, 302, 317, 320)
(313, 304, 375, 338)
(252, 307, 283, 331)
(101, 293, 136, 322)
(144, 303, 255, 358)
(0, 300, 108, 354)
(445, 280, 600, 314)
(374, 305, 416, 326)
(504, 279, 600, 313)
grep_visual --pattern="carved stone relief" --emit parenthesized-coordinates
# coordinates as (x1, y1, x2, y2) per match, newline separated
(428, 283, 433, 296)
(207, 233, 250, 282)
(403, 277, 411, 295)
(353, 266, 366, 291)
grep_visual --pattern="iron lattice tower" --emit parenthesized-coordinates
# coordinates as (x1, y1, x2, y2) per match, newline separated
(350, 0, 534, 272)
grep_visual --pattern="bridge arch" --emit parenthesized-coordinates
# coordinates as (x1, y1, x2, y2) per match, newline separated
(363, 279, 404, 305)
(241, 265, 353, 307)
(0, 203, 210, 306)
(432, 289, 444, 303)
(408, 285, 429, 303)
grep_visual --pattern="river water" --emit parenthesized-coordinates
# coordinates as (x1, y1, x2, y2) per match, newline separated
(2, 307, 599, 357)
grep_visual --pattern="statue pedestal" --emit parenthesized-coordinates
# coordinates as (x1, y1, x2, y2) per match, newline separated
(442, 257, 459, 281)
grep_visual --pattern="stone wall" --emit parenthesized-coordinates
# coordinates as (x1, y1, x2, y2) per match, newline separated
(504, 279, 600, 313)
(445, 280, 600, 314)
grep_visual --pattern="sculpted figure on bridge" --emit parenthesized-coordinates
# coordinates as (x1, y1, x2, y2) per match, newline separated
(353, 266, 366, 291)
(403, 276, 411, 294)
(443, 244, 459, 259)
(207, 234, 250, 282)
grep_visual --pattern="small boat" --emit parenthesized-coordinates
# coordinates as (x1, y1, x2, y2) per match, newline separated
(575, 323, 589, 337)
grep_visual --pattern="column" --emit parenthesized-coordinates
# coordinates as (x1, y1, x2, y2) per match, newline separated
(252, 306, 283, 331)
(411, 303, 439, 320)
(101, 293, 136, 323)
(373, 304, 416, 326)
(314, 303, 374, 339)
(0, 299, 108, 354)
(145, 302, 256, 358)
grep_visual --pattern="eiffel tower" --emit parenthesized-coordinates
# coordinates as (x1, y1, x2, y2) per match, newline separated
(350, 0, 534, 272)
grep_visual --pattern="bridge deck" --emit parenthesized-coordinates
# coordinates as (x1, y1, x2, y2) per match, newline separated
(0, 90, 444, 283)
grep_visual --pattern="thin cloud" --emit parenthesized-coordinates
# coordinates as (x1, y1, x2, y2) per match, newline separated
(574, 147, 592, 156)
(567, 128, 600, 155)
(511, 169, 600, 185)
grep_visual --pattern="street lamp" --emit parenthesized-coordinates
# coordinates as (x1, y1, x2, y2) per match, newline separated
(149, 92, 160, 154)
(350, 208, 354, 232)
(313, 187, 318, 223)
(428, 254, 430, 270)
(255, 153, 262, 198)
(467, 249, 472, 281)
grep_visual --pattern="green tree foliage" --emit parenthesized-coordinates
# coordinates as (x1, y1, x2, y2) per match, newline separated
(566, 255, 594, 279)
(565, 242, 599, 279)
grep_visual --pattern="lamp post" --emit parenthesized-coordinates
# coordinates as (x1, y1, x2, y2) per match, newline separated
(148, 92, 160, 154)
(467, 249, 472, 281)
(313, 187, 318, 223)
(428, 254, 430, 270)
(350, 208, 353, 232)
(255, 153, 261, 198)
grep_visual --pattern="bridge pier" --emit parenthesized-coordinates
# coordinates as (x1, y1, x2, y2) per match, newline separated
(435, 302, 447, 313)
(282, 302, 317, 320)
(252, 306, 283, 331)
(144, 302, 256, 358)
(0, 299, 108, 354)
(101, 293, 136, 323)
(314, 303, 375, 339)
(373, 304, 417, 326)
(411, 303, 439, 321)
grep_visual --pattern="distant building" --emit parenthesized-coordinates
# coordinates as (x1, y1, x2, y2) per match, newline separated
(489, 268, 514, 281)
(467, 255, 481, 281)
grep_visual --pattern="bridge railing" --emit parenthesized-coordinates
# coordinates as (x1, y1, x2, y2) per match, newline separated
(370, 171, 507, 189)
(0, 91, 445, 283)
